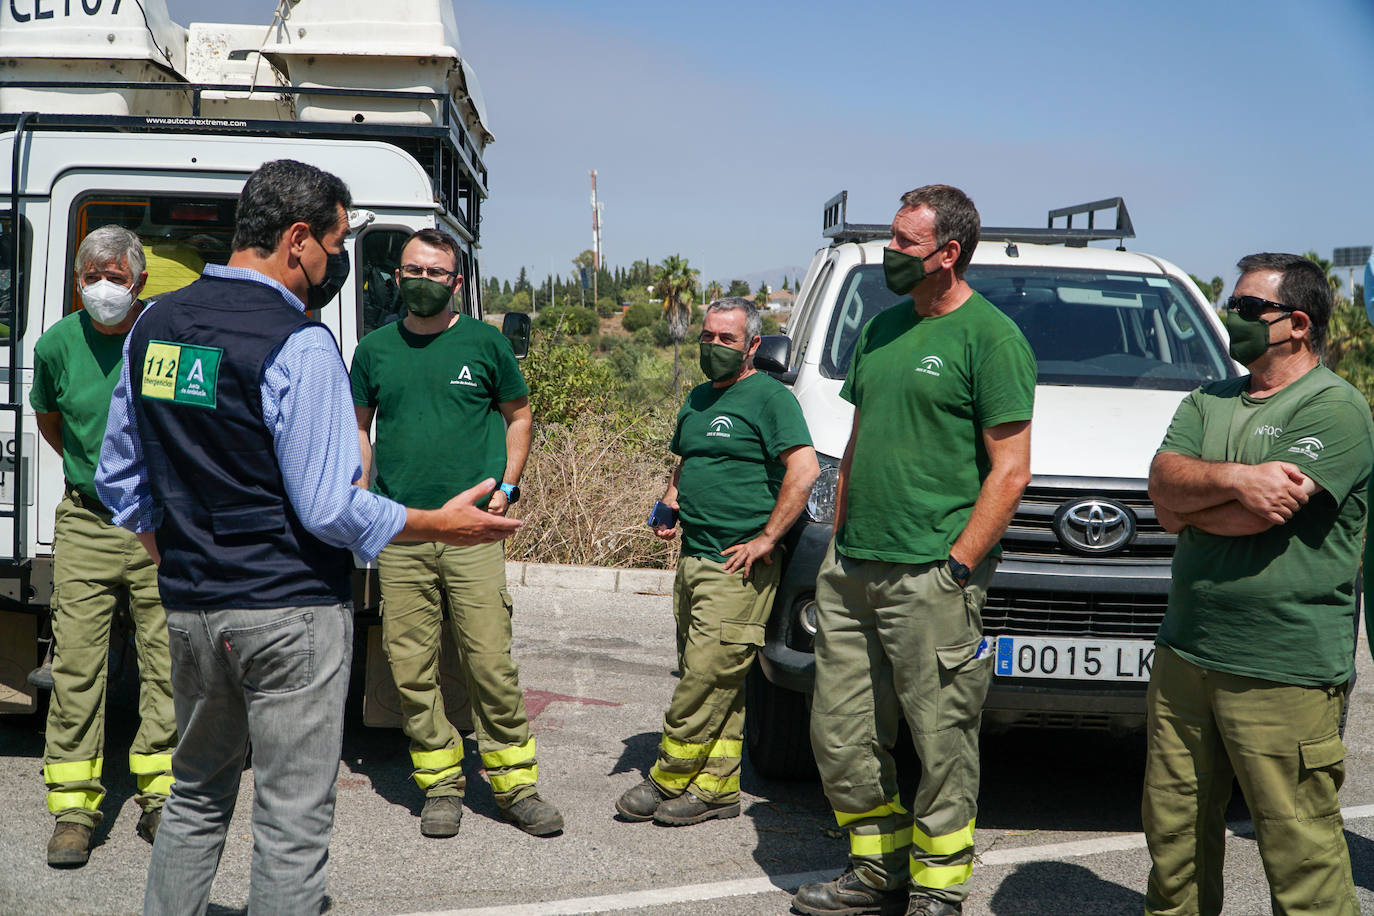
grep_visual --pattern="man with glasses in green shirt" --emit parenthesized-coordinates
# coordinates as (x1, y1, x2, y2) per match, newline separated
(1145, 253, 1372, 916)
(795, 186, 1035, 916)
(35, 225, 177, 867)
(352, 228, 561, 839)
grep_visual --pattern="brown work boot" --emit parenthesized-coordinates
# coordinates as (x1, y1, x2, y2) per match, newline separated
(47, 821, 93, 868)
(652, 790, 740, 826)
(502, 793, 564, 836)
(419, 796, 463, 838)
(614, 778, 666, 821)
(792, 867, 907, 916)
(136, 808, 161, 845)
(905, 895, 961, 915)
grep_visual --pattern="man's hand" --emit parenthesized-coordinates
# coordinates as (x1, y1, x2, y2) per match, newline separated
(721, 534, 776, 577)
(652, 497, 679, 541)
(487, 490, 510, 516)
(1231, 461, 1310, 525)
(399, 479, 522, 546)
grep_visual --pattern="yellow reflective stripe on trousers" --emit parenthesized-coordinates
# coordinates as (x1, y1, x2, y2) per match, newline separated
(488, 764, 538, 794)
(850, 826, 913, 857)
(705, 738, 742, 758)
(43, 758, 104, 784)
(413, 765, 463, 789)
(659, 735, 711, 760)
(910, 859, 973, 890)
(47, 788, 103, 813)
(411, 746, 463, 770)
(649, 764, 693, 791)
(481, 738, 536, 769)
(834, 795, 908, 827)
(911, 818, 976, 856)
(128, 752, 173, 775)
(136, 773, 175, 796)
(691, 771, 739, 796)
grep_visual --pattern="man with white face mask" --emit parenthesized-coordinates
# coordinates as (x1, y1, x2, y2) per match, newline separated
(33, 224, 176, 868)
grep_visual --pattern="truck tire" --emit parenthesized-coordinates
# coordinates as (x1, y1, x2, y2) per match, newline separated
(744, 661, 818, 780)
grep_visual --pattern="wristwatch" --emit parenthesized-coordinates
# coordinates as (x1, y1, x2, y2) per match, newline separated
(499, 482, 520, 504)
(947, 555, 970, 584)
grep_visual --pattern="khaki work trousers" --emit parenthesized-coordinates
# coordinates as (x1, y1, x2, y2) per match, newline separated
(43, 494, 176, 827)
(1143, 645, 1358, 916)
(379, 539, 538, 807)
(648, 552, 781, 804)
(811, 541, 995, 904)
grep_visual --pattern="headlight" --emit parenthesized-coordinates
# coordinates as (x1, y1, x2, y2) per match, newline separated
(806, 458, 840, 524)
(797, 599, 819, 637)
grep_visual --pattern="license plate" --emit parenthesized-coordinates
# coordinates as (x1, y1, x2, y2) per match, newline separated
(994, 635, 1154, 682)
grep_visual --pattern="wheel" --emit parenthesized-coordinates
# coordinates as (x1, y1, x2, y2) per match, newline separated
(744, 661, 818, 780)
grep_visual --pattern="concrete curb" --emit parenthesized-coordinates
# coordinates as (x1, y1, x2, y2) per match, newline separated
(507, 561, 674, 596)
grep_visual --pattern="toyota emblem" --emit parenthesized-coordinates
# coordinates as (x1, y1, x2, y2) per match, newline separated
(1052, 498, 1136, 555)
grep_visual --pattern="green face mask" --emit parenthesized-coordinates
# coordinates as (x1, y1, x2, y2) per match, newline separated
(1224, 309, 1291, 365)
(699, 341, 746, 382)
(883, 246, 941, 296)
(399, 277, 453, 318)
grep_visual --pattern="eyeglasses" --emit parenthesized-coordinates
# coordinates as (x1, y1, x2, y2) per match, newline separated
(399, 265, 457, 281)
(1225, 295, 1302, 321)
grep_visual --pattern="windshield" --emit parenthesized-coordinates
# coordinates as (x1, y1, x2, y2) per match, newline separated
(820, 263, 1233, 389)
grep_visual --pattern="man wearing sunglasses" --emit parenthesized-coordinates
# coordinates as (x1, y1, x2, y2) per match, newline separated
(1145, 253, 1373, 916)
(351, 228, 561, 840)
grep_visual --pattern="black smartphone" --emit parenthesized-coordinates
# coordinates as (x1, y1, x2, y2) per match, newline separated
(647, 500, 678, 529)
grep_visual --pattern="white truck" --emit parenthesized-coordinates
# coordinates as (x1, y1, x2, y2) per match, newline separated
(0, 0, 520, 724)
(746, 191, 1245, 778)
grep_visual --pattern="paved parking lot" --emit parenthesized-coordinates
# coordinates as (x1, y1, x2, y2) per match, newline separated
(2, 581, 1372, 915)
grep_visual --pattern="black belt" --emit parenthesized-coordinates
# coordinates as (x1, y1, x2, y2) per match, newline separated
(64, 481, 113, 519)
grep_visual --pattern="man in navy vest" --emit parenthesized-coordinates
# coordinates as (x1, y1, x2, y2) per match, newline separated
(95, 159, 521, 916)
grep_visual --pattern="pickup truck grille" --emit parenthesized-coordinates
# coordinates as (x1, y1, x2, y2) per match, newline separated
(1002, 483, 1176, 561)
(983, 590, 1167, 640)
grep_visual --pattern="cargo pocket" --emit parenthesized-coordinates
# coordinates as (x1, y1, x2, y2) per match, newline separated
(499, 587, 514, 619)
(720, 618, 765, 647)
(1295, 732, 1345, 819)
(934, 637, 993, 729)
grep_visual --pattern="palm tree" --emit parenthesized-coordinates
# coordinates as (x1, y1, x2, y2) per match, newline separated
(656, 254, 699, 395)
(705, 280, 724, 304)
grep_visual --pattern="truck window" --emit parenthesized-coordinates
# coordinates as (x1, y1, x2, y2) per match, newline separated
(357, 228, 409, 337)
(68, 194, 236, 310)
(820, 264, 1232, 389)
(0, 211, 26, 342)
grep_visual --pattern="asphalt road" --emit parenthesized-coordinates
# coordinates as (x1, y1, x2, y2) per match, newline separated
(2, 583, 1373, 915)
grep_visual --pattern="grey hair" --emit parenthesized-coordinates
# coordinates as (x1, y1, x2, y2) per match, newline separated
(76, 225, 145, 277)
(706, 297, 762, 339)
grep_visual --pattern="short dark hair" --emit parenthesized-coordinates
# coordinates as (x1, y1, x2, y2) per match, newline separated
(1236, 252, 1332, 356)
(401, 228, 461, 276)
(231, 159, 352, 256)
(899, 184, 980, 276)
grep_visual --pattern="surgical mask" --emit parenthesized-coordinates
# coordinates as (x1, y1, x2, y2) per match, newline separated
(1224, 309, 1292, 365)
(882, 245, 943, 297)
(699, 341, 745, 382)
(399, 277, 453, 318)
(305, 236, 350, 310)
(80, 279, 137, 325)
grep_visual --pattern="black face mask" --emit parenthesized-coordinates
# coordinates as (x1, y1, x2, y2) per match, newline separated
(305, 235, 350, 310)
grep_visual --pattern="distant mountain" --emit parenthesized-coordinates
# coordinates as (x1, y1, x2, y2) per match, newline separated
(721, 266, 810, 292)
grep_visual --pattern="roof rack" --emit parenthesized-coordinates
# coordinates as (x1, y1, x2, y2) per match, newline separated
(821, 190, 1135, 249)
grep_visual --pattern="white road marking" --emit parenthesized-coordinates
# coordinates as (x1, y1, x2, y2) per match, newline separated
(405, 804, 1374, 916)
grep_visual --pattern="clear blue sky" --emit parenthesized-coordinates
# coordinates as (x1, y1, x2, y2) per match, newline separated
(169, 0, 1374, 290)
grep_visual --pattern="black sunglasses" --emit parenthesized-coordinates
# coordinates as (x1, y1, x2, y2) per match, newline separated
(1225, 295, 1303, 322)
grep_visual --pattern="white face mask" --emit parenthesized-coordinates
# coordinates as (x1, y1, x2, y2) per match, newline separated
(79, 279, 137, 326)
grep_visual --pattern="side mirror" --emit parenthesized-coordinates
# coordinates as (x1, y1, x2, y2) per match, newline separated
(501, 312, 531, 359)
(754, 334, 791, 376)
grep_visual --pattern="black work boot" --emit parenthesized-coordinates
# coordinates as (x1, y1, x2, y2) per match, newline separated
(792, 867, 907, 916)
(136, 808, 161, 845)
(615, 778, 666, 821)
(502, 793, 564, 836)
(47, 821, 93, 868)
(905, 894, 961, 916)
(419, 795, 463, 838)
(652, 790, 740, 826)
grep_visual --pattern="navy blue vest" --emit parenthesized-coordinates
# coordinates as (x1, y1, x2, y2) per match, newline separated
(127, 274, 353, 610)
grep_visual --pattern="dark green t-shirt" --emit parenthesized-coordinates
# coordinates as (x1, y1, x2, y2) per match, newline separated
(350, 315, 528, 510)
(670, 372, 812, 563)
(1158, 366, 1374, 687)
(837, 292, 1036, 564)
(30, 310, 130, 504)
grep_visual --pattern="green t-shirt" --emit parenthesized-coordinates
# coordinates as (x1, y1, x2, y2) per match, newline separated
(837, 292, 1036, 564)
(350, 315, 528, 510)
(30, 310, 130, 504)
(670, 372, 812, 563)
(1158, 365, 1374, 687)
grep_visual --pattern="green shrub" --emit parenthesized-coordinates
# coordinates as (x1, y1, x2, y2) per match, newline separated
(621, 301, 658, 332)
(534, 305, 598, 336)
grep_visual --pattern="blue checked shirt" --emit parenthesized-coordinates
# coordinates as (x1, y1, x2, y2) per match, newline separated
(95, 263, 407, 563)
